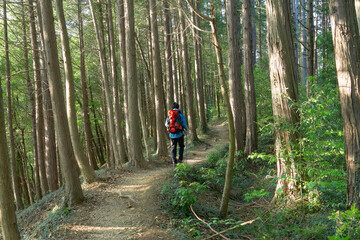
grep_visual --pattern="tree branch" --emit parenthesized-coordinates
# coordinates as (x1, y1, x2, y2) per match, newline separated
(184, 0, 212, 22)
(190, 205, 230, 240)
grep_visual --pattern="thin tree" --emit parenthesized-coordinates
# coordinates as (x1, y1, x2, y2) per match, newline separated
(78, 0, 98, 170)
(35, 0, 57, 194)
(4, 0, 24, 210)
(21, 0, 36, 203)
(124, 0, 146, 167)
(89, 0, 122, 166)
(243, 0, 258, 155)
(0, 79, 21, 240)
(192, 0, 207, 133)
(306, 0, 315, 96)
(106, 0, 128, 165)
(329, 0, 360, 208)
(55, 0, 97, 183)
(178, 0, 200, 143)
(185, 0, 236, 218)
(265, 0, 301, 199)
(149, 0, 168, 158)
(226, 0, 246, 155)
(27, 0, 42, 197)
(163, 0, 174, 110)
(39, 0, 84, 205)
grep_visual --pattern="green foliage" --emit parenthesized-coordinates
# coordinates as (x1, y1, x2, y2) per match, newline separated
(244, 189, 269, 202)
(177, 217, 203, 239)
(328, 205, 360, 240)
(174, 181, 207, 209)
(161, 164, 208, 217)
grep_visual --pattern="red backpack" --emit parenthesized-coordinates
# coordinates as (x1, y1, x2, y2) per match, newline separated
(167, 109, 183, 133)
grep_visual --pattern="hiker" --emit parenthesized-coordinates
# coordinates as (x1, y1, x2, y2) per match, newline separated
(165, 102, 188, 164)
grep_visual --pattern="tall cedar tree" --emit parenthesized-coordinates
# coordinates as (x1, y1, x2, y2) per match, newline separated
(329, 0, 360, 208)
(0, 80, 20, 240)
(124, 0, 146, 167)
(39, 0, 84, 205)
(56, 0, 97, 182)
(265, 0, 301, 199)
(243, 0, 258, 155)
(226, 0, 246, 154)
(149, 0, 168, 158)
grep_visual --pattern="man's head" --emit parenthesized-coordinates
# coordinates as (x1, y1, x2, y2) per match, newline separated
(172, 102, 179, 109)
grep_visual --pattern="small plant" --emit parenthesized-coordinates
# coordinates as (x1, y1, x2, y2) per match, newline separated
(173, 181, 207, 209)
(328, 205, 360, 240)
(244, 189, 270, 202)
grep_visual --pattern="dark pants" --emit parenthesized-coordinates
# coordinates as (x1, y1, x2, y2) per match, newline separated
(171, 136, 184, 164)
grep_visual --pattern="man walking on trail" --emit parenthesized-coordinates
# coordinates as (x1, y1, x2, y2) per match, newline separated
(165, 102, 188, 164)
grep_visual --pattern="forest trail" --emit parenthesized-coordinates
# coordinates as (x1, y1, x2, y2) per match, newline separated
(51, 123, 229, 240)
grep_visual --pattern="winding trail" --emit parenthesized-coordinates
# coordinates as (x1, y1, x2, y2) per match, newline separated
(53, 123, 228, 240)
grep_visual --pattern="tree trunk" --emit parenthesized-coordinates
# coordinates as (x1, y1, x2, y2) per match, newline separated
(20, 0, 33, 206)
(19, 128, 31, 206)
(208, 5, 236, 219)
(117, 0, 131, 156)
(226, 0, 246, 155)
(124, 0, 146, 167)
(149, 0, 168, 158)
(243, 0, 258, 155)
(107, 0, 127, 166)
(306, 0, 315, 96)
(178, 0, 200, 143)
(139, 72, 151, 160)
(89, 0, 122, 166)
(0, 79, 20, 240)
(301, 0, 307, 84)
(146, 2, 157, 152)
(329, 0, 360, 208)
(56, 0, 96, 183)
(163, 0, 174, 110)
(77, 0, 98, 170)
(4, 0, 24, 210)
(192, 0, 207, 133)
(356, 0, 360, 30)
(35, 0, 58, 194)
(265, 0, 301, 199)
(258, 0, 263, 58)
(39, 0, 84, 206)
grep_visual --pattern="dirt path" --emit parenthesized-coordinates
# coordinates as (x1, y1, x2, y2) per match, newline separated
(53, 123, 229, 240)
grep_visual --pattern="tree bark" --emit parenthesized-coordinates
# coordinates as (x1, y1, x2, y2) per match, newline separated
(117, 0, 131, 158)
(164, 0, 174, 110)
(39, 0, 84, 205)
(265, 0, 301, 199)
(149, 0, 168, 158)
(178, 0, 200, 143)
(226, 0, 246, 155)
(124, 0, 146, 167)
(21, 0, 34, 205)
(56, 0, 97, 183)
(0, 79, 20, 240)
(35, 0, 58, 194)
(107, 0, 128, 166)
(192, 0, 207, 133)
(243, 0, 258, 155)
(77, 0, 98, 170)
(329, 0, 360, 208)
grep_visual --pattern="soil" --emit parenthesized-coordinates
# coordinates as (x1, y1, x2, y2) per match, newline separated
(17, 123, 229, 240)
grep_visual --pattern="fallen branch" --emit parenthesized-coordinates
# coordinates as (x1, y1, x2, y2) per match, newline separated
(190, 205, 230, 240)
(203, 217, 260, 240)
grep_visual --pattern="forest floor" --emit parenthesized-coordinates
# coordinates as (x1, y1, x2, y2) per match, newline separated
(17, 122, 229, 240)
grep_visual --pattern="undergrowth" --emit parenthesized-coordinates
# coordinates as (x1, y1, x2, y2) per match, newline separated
(160, 80, 357, 239)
